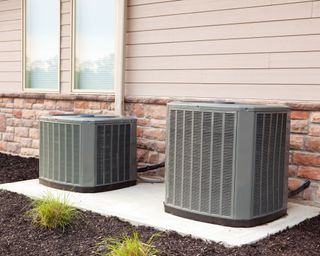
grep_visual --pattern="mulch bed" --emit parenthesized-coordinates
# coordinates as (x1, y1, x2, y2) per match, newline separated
(0, 153, 38, 184)
(0, 153, 320, 255)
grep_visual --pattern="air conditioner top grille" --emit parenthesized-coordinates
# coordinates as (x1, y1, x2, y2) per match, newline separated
(168, 102, 288, 112)
(40, 114, 136, 124)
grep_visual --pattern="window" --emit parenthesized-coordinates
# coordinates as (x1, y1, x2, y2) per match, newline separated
(24, 0, 60, 90)
(73, 0, 116, 91)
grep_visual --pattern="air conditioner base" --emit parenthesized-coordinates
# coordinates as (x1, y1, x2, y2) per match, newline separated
(39, 178, 136, 193)
(164, 204, 287, 227)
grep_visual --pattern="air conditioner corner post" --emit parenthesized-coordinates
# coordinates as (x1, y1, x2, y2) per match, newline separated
(233, 110, 256, 220)
(283, 112, 291, 206)
(114, 0, 127, 116)
(80, 122, 96, 187)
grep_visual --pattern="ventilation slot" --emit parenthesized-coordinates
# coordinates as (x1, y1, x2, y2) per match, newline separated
(211, 113, 223, 215)
(182, 111, 192, 209)
(221, 113, 235, 216)
(174, 110, 184, 206)
(200, 112, 212, 213)
(191, 111, 202, 211)
(253, 113, 287, 217)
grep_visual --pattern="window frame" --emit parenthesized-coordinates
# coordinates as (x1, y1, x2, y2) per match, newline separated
(22, 0, 61, 93)
(71, 0, 123, 94)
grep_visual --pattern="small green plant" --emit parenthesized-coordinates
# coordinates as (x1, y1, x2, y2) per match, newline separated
(97, 231, 159, 256)
(26, 192, 80, 230)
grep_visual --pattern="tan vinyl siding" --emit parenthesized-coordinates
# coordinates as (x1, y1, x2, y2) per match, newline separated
(0, 0, 22, 93)
(1, 0, 320, 100)
(126, 0, 320, 100)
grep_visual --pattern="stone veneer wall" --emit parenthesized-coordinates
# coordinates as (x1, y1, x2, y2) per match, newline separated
(0, 94, 115, 157)
(125, 102, 166, 167)
(1, 94, 320, 204)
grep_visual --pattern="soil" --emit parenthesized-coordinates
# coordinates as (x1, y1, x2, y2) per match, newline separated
(0, 153, 38, 184)
(0, 190, 320, 256)
(0, 153, 320, 255)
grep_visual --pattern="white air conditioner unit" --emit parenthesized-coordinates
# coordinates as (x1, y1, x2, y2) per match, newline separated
(164, 102, 290, 227)
(39, 114, 137, 193)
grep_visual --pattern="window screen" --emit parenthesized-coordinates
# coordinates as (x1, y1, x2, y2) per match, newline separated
(25, 0, 59, 89)
(74, 0, 116, 91)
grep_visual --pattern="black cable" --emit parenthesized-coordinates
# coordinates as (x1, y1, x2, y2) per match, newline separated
(136, 161, 310, 196)
(288, 180, 311, 198)
(137, 162, 165, 173)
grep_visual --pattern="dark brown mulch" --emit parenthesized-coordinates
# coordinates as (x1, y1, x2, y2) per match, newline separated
(0, 189, 319, 256)
(0, 153, 38, 184)
(0, 153, 320, 255)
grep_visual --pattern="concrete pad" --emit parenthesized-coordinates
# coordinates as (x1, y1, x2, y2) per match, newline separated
(0, 179, 319, 247)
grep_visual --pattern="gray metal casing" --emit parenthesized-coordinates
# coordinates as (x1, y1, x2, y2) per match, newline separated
(39, 115, 137, 192)
(164, 102, 290, 226)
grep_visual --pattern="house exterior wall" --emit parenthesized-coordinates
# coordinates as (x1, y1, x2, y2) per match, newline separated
(125, 0, 320, 101)
(0, 0, 320, 204)
(2, 0, 320, 99)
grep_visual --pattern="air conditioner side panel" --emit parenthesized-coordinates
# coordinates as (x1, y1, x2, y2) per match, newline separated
(165, 106, 237, 219)
(95, 120, 137, 186)
(251, 112, 289, 218)
(164, 107, 173, 205)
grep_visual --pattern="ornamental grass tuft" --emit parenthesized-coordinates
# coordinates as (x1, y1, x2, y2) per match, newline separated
(97, 231, 159, 256)
(26, 192, 80, 230)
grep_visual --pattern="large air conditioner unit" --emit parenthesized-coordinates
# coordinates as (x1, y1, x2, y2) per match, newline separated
(164, 102, 290, 227)
(39, 114, 137, 193)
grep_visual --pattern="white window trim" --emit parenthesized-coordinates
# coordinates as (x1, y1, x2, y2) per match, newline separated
(71, 0, 126, 96)
(22, 0, 61, 93)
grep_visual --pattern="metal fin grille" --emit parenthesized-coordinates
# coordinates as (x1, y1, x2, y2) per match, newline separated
(174, 110, 184, 206)
(211, 113, 223, 214)
(253, 113, 287, 217)
(182, 111, 192, 209)
(221, 113, 235, 216)
(96, 124, 132, 185)
(166, 110, 236, 217)
(40, 122, 80, 185)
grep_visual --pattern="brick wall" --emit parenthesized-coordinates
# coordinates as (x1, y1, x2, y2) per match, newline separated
(125, 102, 166, 166)
(289, 111, 320, 203)
(0, 95, 114, 157)
(1, 94, 320, 204)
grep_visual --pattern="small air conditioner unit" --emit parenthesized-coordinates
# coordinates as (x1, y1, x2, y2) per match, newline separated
(164, 102, 290, 227)
(39, 114, 137, 192)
